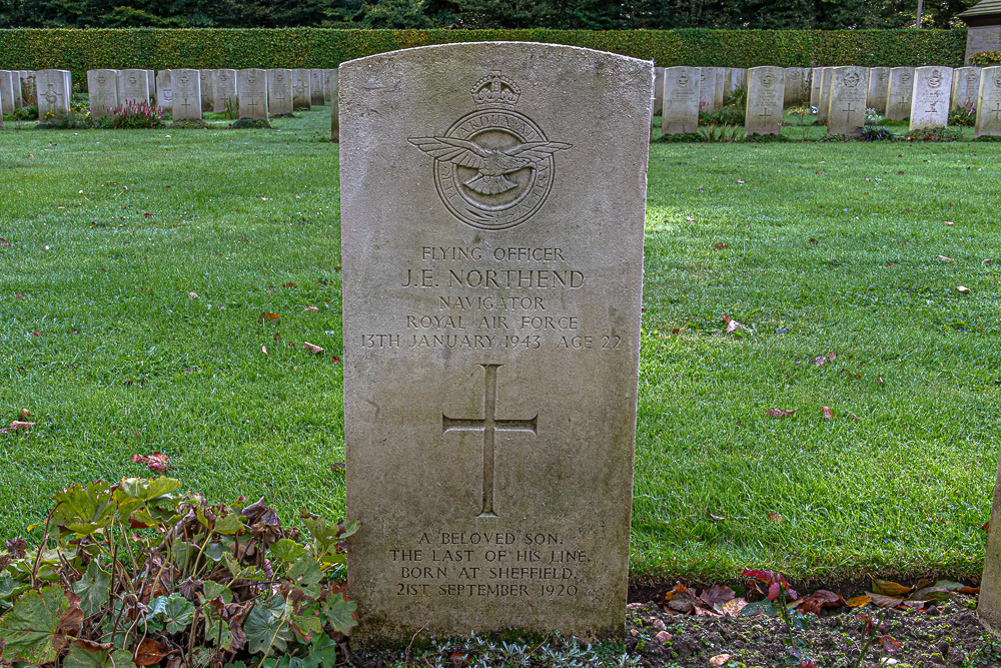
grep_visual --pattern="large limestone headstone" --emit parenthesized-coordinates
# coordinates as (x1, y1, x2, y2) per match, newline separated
(699, 67, 718, 112)
(817, 67, 833, 122)
(36, 69, 70, 117)
(0, 71, 18, 114)
(268, 68, 293, 116)
(660, 66, 700, 135)
(87, 69, 119, 119)
(909, 66, 953, 131)
(199, 70, 214, 112)
(783, 67, 806, 108)
(826, 66, 869, 137)
(868, 67, 890, 112)
(145, 70, 156, 102)
(118, 69, 149, 105)
(952, 66, 981, 110)
(173, 69, 202, 120)
(323, 68, 336, 102)
(978, 441, 1001, 634)
(885, 67, 915, 121)
(652, 67, 665, 117)
(744, 66, 784, 137)
(292, 68, 311, 110)
(975, 66, 1001, 137)
(729, 68, 746, 92)
(810, 67, 822, 107)
(310, 68, 325, 106)
(214, 69, 237, 114)
(714, 67, 726, 108)
(341, 41, 649, 644)
(156, 70, 172, 112)
(237, 69, 268, 120)
(18, 71, 32, 106)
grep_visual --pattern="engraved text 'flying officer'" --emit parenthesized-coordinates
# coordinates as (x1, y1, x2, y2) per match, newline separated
(408, 136, 572, 196)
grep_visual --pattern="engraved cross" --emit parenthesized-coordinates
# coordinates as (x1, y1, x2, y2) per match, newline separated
(757, 108, 772, 119)
(442, 364, 537, 518)
(843, 102, 855, 114)
(994, 103, 1001, 121)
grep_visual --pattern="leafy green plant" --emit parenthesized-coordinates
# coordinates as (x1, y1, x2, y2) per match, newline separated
(0, 477, 358, 668)
(99, 99, 165, 129)
(859, 125, 895, 141)
(969, 49, 1001, 66)
(949, 99, 976, 127)
(12, 104, 38, 120)
(850, 611, 901, 668)
(864, 107, 885, 125)
(698, 123, 742, 142)
(37, 106, 92, 129)
(901, 126, 963, 142)
(224, 97, 239, 120)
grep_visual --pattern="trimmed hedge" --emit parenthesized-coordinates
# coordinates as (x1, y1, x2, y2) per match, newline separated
(0, 28, 968, 86)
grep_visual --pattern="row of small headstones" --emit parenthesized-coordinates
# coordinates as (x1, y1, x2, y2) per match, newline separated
(654, 65, 1001, 138)
(0, 68, 339, 126)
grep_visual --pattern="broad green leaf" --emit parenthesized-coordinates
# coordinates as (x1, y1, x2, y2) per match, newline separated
(64, 643, 133, 668)
(202, 581, 233, 604)
(214, 513, 244, 535)
(287, 560, 322, 599)
(244, 595, 292, 655)
(270, 539, 307, 566)
(933, 580, 966, 591)
(305, 635, 339, 668)
(0, 586, 74, 664)
(115, 477, 183, 503)
(289, 606, 322, 643)
(150, 594, 195, 635)
(321, 594, 357, 636)
(204, 541, 226, 562)
(52, 481, 115, 536)
(72, 560, 112, 617)
(739, 600, 778, 618)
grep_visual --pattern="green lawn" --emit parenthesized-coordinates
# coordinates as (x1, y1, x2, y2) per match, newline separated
(2, 109, 999, 584)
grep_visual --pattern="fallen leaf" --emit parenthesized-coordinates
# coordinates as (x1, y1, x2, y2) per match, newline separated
(654, 630, 672, 643)
(134, 637, 168, 666)
(283, 282, 297, 288)
(872, 579, 913, 597)
(685, 216, 694, 222)
(867, 592, 904, 608)
(273, 332, 281, 341)
(846, 595, 871, 608)
(722, 315, 746, 334)
(983, 258, 993, 265)
(937, 255, 954, 263)
(10, 421, 35, 431)
(131, 451, 172, 474)
(897, 171, 904, 175)
(188, 292, 198, 299)
(850, 412, 861, 421)
(957, 286, 971, 293)
(809, 238, 818, 244)
(302, 342, 324, 354)
(716, 598, 747, 616)
(983, 520, 991, 533)
(959, 586, 980, 595)
(822, 406, 833, 419)
(261, 345, 268, 355)
(258, 312, 281, 322)
(659, 584, 688, 604)
(910, 586, 949, 603)
(877, 376, 885, 386)
(31, 330, 41, 336)
(709, 654, 731, 667)
(449, 652, 467, 666)
(766, 408, 796, 418)
(944, 221, 955, 226)
(629, 629, 639, 637)
(705, 508, 725, 521)
(15, 292, 23, 299)
(331, 356, 341, 364)
(20, 409, 30, 419)
(699, 585, 735, 607)
(305, 306, 319, 313)
(712, 242, 729, 250)
(798, 590, 846, 616)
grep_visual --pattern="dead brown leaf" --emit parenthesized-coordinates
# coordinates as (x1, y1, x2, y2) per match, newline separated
(767, 512, 782, 522)
(959, 586, 980, 595)
(766, 408, 796, 418)
(9, 421, 35, 431)
(712, 243, 729, 250)
(699, 585, 735, 607)
(302, 342, 324, 354)
(957, 286, 971, 294)
(654, 630, 672, 643)
(20, 409, 30, 419)
(716, 598, 747, 616)
(261, 345, 268, 355)
(258, 312, 281, 322)
(822, 406, 833, 419)
(132, 451, 172, 474)
(867, 592, 904, 608)
(305, 306, 319, 313)
(134, 638, 168, 666)
(872, 579, 913, 597)
(846, 595, 871, 608)
(798, 590, 846, 616)
(188, 292, 198, 299)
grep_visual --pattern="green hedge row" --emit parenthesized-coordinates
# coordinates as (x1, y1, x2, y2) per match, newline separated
(0, 28, 968, 87)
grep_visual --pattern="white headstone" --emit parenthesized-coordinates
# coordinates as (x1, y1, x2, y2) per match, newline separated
(310, 68, 325, 106)
(885, 67, 915, 121)
(323, 68, 335, 102)
(826, 66, 869, 137)
(817, 67, 833, 122)
(173, 69, 202, 121)
(87, 69, 119, 120)
(268, 68, 293, 116)
(810, 68, 822, 107)
(36, 69, 70, 117)
(341, 41, 649, 644)
(975, 66, 1001, 138)
(117, 69, 149, 105)
(714, 67, 726, 108)
(783, 67, 806, 108)
(652, 67, 665, 117)
(909, 66, 953, 131)
(867, 67, 890, 112)
(292, 68, 311, 110)
(330, 69, 339, 141)
(0, 71, 17, 114)
(145, 70, 156, 102)
(952, 66, 981, 110)
(237, 69, 268, 120)
(199, 69, 214, 112)
(699, 67, 718, 112)
(214, 69, 237, 114)
(744, 66, 784, 137)
(156, 70, 172, 112)
(660, 66, 700, 135)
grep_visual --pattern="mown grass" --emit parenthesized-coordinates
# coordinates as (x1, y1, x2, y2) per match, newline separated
(2, 108, 999, 584)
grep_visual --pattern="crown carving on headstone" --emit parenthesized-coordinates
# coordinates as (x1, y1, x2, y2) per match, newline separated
(471, 72, 520, 106)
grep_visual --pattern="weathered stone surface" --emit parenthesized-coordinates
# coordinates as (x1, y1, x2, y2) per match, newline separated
(975, 66, 1001, 138)
(885, 67, 915, 121)
(199, 70, 214, 112)
(783, 67, 806, 108)
(0, 71, 18, 114)
(36, 69, 70, 117)
(323, 68, 335, 102)
(817, 68, 833, 122)
(118, 69, 149, 105)
(952, 66, 981, 110)
(660, 66, 700, 135)
(810, 67, 822, 107)
(909, 66, 953, 130)
(310, 68, 325, 106)
(145, 70, 155, 101)
(699, 67, 718, 112)
(714, 67, 726, 109)
(237, 69, 268, 119)
(826, 66, 869, 137)
(341, 41, 648, 645)
(156, 70, 172, 112)
(979, 435, 1001, 635)
(87, 69, 119, 119)
(652, 67, 664, 117)
(267, 68, 293, 116)
(744, 66, 784, 137)
(214, 69, 237, 114)
(173, 69, 202, 120)
(868, 67, 890, 112)
(729, 67, 746, 92)
(329, 68, 339, 141)
(292, 68, 311, 110)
